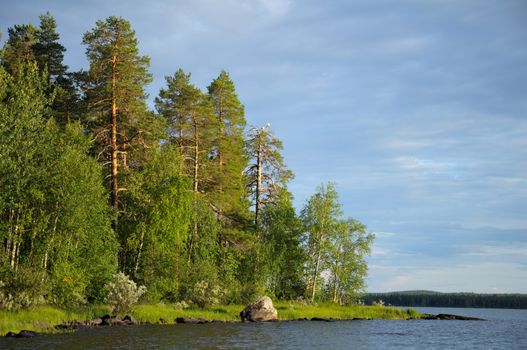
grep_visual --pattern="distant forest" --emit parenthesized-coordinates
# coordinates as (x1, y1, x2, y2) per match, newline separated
(364, 291, 527, 309)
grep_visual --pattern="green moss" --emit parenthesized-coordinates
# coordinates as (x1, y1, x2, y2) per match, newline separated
(0, 303, 422, 335)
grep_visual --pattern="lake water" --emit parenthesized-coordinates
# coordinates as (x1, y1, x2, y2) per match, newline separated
(1, 307, 526, 349)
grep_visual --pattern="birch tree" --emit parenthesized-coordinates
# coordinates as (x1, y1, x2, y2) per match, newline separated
(301, 182, 341, 303)
(327, 219, 374, 304)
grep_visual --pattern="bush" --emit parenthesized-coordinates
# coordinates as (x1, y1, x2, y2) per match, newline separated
(0, 268, 49, 311)
(406, 308, 420, 318)
(189, 280, 224, 308)
(105, 272, 146, 313)
(173, 300, 190, 310)
(51, 263, 87, 307)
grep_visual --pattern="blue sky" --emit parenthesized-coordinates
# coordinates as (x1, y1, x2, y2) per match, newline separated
(2, 0, 526, 293)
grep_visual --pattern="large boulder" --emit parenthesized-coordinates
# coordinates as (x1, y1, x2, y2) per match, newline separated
(240, 296, 278, 322)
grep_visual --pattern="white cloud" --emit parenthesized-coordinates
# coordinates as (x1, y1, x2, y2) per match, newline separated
(393, 156, 453, 174)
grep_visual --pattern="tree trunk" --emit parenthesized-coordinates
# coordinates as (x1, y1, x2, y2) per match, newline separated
(188, 117, 199, 264)
(311, 246, 322, 303)
(122, 130, 129, 171)
(134, 227, 146, 277)
(255, 138, 262, 229)
(110, 53, 119, 224)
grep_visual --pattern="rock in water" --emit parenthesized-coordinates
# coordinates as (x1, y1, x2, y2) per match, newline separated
(240, 296, 278, 322)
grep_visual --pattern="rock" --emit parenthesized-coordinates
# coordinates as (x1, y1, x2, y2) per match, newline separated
(436, 314, 483, 321)
(4, 330, 41, 338)
(423, 313, 484, 321)
(240, 296, 278, 322)
(55, 321, 82, 330)
(123, 315, 138, 325)
(87, 318, 103, 326)
(101, 315, 126, 326)
(175, 317, 209, 324)
(310, 317, 333, 322)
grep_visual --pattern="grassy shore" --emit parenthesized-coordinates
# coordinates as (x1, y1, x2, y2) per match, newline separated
(0, 302, 420, 335)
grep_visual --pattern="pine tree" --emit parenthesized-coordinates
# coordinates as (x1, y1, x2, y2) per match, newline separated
(207, 70, 248, 221)
(82, 16, 153, 239)
(155, 69, 217, 263)
(32, 12, 79, 126)
(32, 12, 67, 84)
(1, 24, 37, 74)
(245, 125, 292, 230)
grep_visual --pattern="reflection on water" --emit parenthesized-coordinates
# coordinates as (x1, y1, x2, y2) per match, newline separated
(1, 308, 526, 350)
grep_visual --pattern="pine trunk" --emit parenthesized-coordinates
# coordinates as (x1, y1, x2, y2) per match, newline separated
(255, 139, 262, 229)
(110, 54, 119, 221)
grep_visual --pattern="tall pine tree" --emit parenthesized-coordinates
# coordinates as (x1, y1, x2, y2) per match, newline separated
(207, 70, 248, 221)
(82, 16, 153, 243)
(245, 125, 292, 230)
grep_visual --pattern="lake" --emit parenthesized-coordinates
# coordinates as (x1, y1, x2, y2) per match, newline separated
(1, 307, 526, 349)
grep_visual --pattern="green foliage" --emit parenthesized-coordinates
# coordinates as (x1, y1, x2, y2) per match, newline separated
(301, 182, 342, 302)
(0, 15, 375, 311)
(0, 267, 49, 311)
(301, 183, 374, 304)
(0, 63, 116, 307)
(245, 125, 293, 228)
(189, 280, 224, 309)
(260, 190, 305, 299)
(121, 145, 192, 301)
(32, 12, 68, 81)
(327, 218, 374, 304)
(1, 24, 37, 74)
(105, 272, 147, 313)
(50, 263, 87, 307)
(206, 70, 249, 222)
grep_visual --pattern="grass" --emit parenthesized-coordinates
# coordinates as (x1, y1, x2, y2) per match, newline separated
(274, 301, 418, 320)
(130, 304, 242, 323)
(0, 303, 421, 335)
(0, 305, 110, 336)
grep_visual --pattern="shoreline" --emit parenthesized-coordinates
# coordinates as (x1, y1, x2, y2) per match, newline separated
(1, 303, 484, 337)
(1, 303, 418, 336)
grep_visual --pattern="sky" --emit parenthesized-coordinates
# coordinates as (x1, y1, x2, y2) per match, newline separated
(2, 0, 526, 293)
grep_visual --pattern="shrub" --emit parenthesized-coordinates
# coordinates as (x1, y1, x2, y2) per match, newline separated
(406, 308, 420, 318)
(0, 268, 49, 311)
(173, 300, 190, 310)
(51, 263, 87, 307)
(372, 299, 385, 307)
(189, 280, 224, 308)
(105, 272, 146, 313)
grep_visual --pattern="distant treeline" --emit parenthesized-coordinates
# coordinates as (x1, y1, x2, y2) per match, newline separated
(364, 291, 527, 309)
